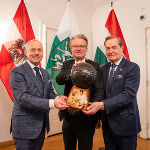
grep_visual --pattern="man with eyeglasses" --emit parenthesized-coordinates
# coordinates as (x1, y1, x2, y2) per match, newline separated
(56, 34, 104, 150)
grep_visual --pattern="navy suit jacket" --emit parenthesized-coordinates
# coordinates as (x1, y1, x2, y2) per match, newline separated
(101, 57, 141, 136)
(10, 61, 56, 139)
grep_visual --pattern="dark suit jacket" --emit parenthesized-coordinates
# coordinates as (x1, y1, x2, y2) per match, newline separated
(101, 57, 141, 136)
(56, 59, 104, 121)
(10, 61, 56, 139)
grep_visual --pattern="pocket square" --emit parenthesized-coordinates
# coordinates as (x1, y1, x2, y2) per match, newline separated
(117, 75, 123, 79)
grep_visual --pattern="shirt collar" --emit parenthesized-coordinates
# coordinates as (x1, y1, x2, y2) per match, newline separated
(75, 58, 86, 64)
(27, 60, 40, 69)
(111, 56, 123, 66)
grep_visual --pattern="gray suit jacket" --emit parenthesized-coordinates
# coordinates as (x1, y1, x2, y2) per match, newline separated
(10, 61, 56, 139)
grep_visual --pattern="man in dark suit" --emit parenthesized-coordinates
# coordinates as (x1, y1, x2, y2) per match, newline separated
(56, 34, 104, 150)
(10, 39, 68, 150)
(84, 36, 141, 150)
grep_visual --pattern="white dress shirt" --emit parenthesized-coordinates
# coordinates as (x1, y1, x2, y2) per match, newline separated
(109, 56, 123, 74)
(27, 60, 55, 109)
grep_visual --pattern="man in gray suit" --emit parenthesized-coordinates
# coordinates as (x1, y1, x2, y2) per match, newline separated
(10, 39, 68, 150)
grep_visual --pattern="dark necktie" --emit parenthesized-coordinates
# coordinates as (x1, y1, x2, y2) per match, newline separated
(33, 67, 43, 87)
(108, 64, 117, 82)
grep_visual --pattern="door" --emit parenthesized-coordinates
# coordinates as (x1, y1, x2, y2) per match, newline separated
(46, 27, 63, 136)
(145, 27, 150, 138)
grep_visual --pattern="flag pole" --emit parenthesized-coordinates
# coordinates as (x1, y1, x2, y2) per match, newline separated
(111, 1, 113, 8)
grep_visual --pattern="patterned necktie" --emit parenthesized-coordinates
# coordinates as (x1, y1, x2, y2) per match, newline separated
(33, 67, 43, 86)
(108, 64, 117, 82)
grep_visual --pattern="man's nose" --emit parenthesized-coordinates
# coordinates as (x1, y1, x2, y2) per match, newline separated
(108, 48, 114, 53)
(35, 49, 39, 54)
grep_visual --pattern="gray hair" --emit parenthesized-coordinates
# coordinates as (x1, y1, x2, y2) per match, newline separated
(25, 39, 43, 50)
(104, 36, 124, 47)
(70, 34, 88, 48)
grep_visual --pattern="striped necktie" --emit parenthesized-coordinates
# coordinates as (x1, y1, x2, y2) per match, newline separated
(33, 67, 43, 86)
(108, 64, 117, 82)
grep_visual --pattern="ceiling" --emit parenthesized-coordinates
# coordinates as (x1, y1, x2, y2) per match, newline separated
(25, 0, 113, 27)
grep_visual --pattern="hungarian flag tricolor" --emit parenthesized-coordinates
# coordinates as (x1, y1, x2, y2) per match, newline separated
(0, 0, 35, 102)
(105, 9, 130, 60)
(94, 9, 130, 66)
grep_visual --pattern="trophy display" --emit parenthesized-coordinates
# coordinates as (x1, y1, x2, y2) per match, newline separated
(66, 62, 97, 111)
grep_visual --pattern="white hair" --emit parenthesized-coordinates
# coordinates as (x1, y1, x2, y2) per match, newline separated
(25, 39, 43, 50)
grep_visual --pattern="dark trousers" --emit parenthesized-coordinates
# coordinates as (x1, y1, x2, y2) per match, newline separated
(14, 126, 45, 150)
(62, 116, 96, 150)
(102, 121, 137, 150)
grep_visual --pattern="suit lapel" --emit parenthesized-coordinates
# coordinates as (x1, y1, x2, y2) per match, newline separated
(106, 58, 126, 95)
(113, 58, 126, 80)
(40, 68, 48, 98)
(71, 59, 75, 65)
(104, 63, 111, 94)
(23, 62, 43, 94)
(69, 59, 75, 71)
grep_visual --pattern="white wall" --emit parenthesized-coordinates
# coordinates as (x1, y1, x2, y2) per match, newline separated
(92, 0, 150, 138)
(0, 0, 19, 143)
(0, 81, 13, 142)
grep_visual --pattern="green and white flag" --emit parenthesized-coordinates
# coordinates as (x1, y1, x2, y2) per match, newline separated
(46, 2, 79, 95)
(94, 46, 108, 67)
(94, 24, 108, 67)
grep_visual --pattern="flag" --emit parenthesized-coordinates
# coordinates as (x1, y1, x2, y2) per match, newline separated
(94, 46, 108, 66)
(46, 2, 79, 95)
(94, 9, 130, 66)
(105, 9, 130, 60)
(0, 0, 35, 102)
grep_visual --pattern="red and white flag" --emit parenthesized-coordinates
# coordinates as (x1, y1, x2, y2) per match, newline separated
(105, 9, 130, 60)
(0, 0, 35, 102)
(94, 9, 130, 66)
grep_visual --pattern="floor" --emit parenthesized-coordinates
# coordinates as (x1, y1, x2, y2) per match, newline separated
(0, 128, 150, 150)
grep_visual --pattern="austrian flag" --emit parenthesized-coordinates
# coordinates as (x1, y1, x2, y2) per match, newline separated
(0, 0, 35, 102)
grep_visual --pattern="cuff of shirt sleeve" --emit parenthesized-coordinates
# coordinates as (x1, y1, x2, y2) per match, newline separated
(49, 96, 59, 109)
(101, 101, 105, 110)
(49, 99, 54, 109)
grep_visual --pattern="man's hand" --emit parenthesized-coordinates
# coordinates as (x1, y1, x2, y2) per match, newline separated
(71, 61, 86, 72)
(54, 95, 68, 110)
(82, 102, 104, 115)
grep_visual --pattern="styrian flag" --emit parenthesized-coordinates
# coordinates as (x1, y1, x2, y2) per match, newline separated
(46, 2, 80, 95)
(0, 0, 35, 102)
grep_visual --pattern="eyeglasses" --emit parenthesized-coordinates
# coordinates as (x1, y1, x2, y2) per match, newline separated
(71, 45, 87, 49)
